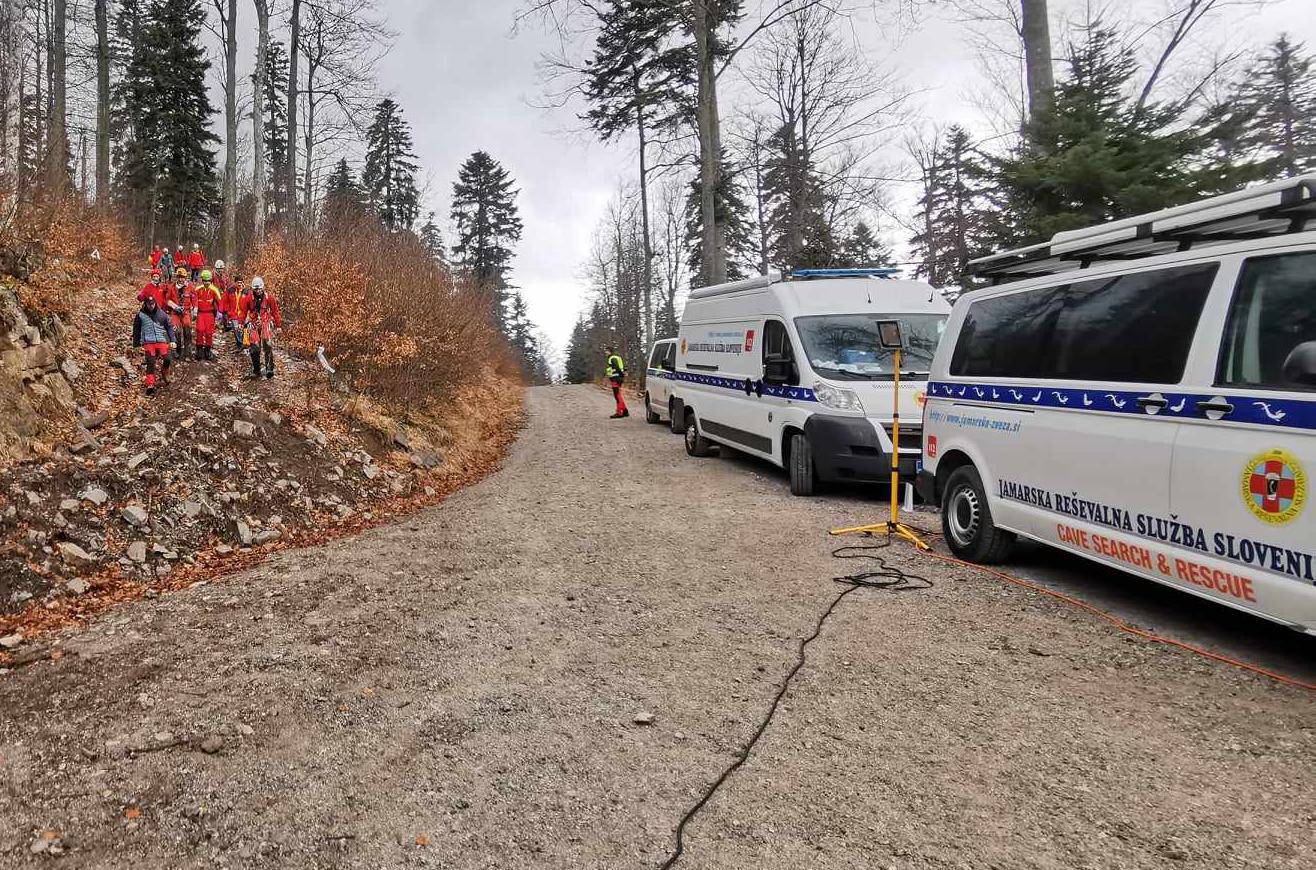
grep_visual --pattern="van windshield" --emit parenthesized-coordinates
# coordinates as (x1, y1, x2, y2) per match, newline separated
(794, 313, 947, 380)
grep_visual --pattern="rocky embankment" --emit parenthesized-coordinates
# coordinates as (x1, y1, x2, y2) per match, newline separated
(0, 278, 518, 663)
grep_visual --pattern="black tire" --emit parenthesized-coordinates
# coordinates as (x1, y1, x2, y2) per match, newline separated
(684, 414, 714, 457)
(788, 432, 816, 497)
(941, 465, 1015, 563)
(644, 394, 662, 424)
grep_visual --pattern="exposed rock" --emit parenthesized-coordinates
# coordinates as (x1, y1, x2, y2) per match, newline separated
(59, 498, 79, 512)
(0, 633, 22, 649)
(127, 541, 148, 564)
(304, 425, 328, 447)
(200, 735, 224, 754)
(409, 450, 443, 470)
(232, 420, 257, 439)
(393, 428, 411, 449)
(236, 521, 253, 546)
(633, 712, 655, 726)
(181, 501, 202, 519)
(253, 529, 282, 545)
(126, 452, 149, 471)
(111, 356, 136, 378)
(60, 358, 82, 380)
(121, 505, 149, 527)
(78, 408, 109, 429)
(363, 465, 380, 480)
(66, 577, 91, 595)
(81, 487, 109, 506)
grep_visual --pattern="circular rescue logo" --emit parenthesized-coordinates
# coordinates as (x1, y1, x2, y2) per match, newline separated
(1240, 449, 1307, 525)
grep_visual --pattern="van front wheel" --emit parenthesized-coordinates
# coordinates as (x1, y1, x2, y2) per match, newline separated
(941, 465, 1015, 563)
(644, 394, 662, 424)
(788, 432, 816, 496)
(685, 416, 714, 457)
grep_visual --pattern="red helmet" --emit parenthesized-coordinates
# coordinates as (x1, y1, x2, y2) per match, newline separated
(150, 269, 162, 280)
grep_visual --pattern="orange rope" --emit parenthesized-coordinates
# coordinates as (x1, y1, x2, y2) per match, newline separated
(915, 547, 1316, 693)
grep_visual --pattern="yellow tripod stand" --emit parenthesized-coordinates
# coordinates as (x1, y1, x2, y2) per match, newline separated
(830, 336, 932, 551)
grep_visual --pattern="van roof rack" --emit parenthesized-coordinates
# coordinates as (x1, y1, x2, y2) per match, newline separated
(969, 175, 1316, 283)
(790, 268, 900, 280)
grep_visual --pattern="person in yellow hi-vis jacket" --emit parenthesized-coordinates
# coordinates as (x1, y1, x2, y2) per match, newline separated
(605, 345, 629, 419)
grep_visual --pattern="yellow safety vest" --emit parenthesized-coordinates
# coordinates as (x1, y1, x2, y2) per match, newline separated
(606, 354, 625, 378)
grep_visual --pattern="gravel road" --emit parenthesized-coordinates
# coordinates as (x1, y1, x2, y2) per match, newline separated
(1, 384, 1312, 869)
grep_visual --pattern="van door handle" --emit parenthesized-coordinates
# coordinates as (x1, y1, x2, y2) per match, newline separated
(1195, 398, 1235, 416)
(1136, 395, 1168, 410)
(743, 378, 754, 396)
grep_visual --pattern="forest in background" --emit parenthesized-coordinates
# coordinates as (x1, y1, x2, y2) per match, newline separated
(529, 0, 1316, 384)
(0, 0, 552, 393)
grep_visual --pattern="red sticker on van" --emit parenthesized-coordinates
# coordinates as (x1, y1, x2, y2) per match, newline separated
(744, 330, 756, 353)
(927, 436, 938, 458)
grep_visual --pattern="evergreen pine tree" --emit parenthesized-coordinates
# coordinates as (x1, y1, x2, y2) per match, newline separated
(582, 0, 691, 143)
(505, 291, 547, 383)
(117, 0, 219, 243)
(259, 39, 290, 223)
(451, 150, 524, 325)
(362, 98, 421, 231)
(763, 119, 834, 271)
(837, 221, 894, 269)
(321, 158, 366, 227)
(910, 126, 1001, 288)
(419, 212, 446, 263)
(685, 153, 755, 286)
(992, 22, 1227, 243)
(1232, 35, 1316, 177)
(564, 317, 593, 384)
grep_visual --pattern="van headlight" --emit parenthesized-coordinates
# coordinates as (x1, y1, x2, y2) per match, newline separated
(813, 382, 865, 413)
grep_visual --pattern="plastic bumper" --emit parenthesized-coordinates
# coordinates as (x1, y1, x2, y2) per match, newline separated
(803, 415, 919, 483)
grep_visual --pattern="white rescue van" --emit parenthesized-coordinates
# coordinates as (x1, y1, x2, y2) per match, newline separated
(643, 338, 678, 424)
(919, 175, 1316, 633)
(670, 269, 952, 495)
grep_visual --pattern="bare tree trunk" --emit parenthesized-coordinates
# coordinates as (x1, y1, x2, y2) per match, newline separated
(693, 0, 725, 286)
(0, 1, 19, 201)
(94, 0, 109, 207)
(1021, 0, 1054, 130)
(286, 0, 301, 226)
(634, 70, 653, 348)
(253, 0, 270, 244)
(44, 0, 67, 197)
(222, 0, 237, 258)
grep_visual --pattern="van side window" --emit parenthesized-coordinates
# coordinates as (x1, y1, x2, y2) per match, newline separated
(664, 342, 677, 370)
(649, 345, 666, 369)
(762, 320, 799, 385)
(949, 263, 1217, 383)
(1219, 252, 1316, 392)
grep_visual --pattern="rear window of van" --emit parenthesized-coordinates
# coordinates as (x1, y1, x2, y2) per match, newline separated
(949, 263, 1218, 383)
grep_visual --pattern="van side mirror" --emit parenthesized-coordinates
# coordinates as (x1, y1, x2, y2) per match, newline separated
(764, 355, 795, 385)
(1282, 341, 1316, 387)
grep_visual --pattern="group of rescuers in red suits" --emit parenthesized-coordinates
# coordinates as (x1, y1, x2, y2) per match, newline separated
(135, 245, 282, 394)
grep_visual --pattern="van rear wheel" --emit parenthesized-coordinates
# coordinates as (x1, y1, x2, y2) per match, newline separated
(941, 465, 1015, 563)
(685, 415, 714, 457)
(788, 432, 816, 497)
(644, 394, 662, 424)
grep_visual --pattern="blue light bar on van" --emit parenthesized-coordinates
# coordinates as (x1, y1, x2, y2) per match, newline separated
(790, 268, 901, 279)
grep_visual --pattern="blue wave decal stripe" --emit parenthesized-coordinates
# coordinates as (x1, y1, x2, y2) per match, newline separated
(927, 381, 1316, 432)
(655, 369, 818, 402)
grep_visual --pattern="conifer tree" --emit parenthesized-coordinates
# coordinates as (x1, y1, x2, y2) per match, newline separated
(992, 22, 1223, 243)
(321, 158, 366, 227)
(505, 291, 547, 383)
(1232, 35, 1316, 177)
(117, 0, 219, 243)
(910, 126, 999, 288)
(419, 213, 446, 263)
(362, 98, 421, 231)
(259, 39, 290, 224)
(685, 153, 755, 286)
(451, 150, 523, 323)
(837, 221, 894, 270)
(564, 318, 593, 384)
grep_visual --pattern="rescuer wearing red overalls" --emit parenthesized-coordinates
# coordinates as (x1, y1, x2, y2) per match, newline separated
(137, 270, 166, 309)
(169, 268, 195, 359)
(242, 276, 282, 380)
(187, 244, 207, 282)
(605, 345, 629, 418)
(132, 296, 176, 395)
(192, 270, 223, 361)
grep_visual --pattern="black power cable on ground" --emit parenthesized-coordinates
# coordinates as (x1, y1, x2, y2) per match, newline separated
(658, 532, 933, 869)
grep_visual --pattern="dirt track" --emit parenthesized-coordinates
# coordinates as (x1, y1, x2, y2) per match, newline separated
(1, 384, 1312, 869)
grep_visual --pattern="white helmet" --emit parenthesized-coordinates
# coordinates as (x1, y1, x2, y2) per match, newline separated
(214, 259, 225, 269)
(251, 276, 265, 290)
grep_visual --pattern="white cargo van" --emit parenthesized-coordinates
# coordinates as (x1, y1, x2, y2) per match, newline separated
(919, 175, 1316, 633)
(672, 269, 952, 495)
(644, 338, 678, 424)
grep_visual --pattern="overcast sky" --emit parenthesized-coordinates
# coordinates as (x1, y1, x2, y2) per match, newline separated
(373, 0, 1316, 360)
